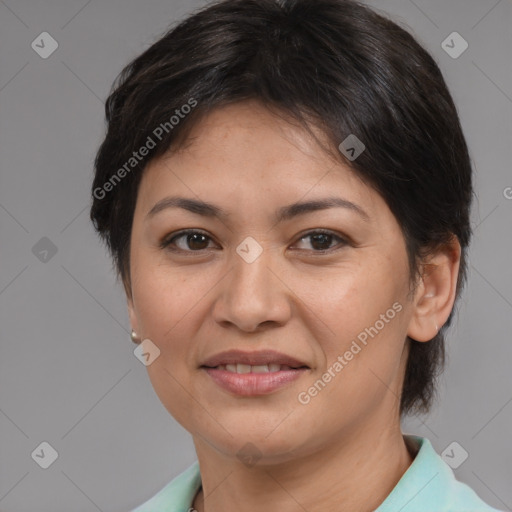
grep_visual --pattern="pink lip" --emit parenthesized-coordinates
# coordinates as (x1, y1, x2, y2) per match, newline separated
(203, 367, 309, 396)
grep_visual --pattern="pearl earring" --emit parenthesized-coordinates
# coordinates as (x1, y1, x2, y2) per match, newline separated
(131, 329, 141, 344)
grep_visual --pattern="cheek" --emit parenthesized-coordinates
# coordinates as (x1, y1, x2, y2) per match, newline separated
(131, 263, 210, 425)
(132, 251, 206, 335)
(300, 258, 407, 390)
(301, 259, 398, 340)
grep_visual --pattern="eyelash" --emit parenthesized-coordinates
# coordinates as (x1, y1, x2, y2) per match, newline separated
(160, 229, 349, 255)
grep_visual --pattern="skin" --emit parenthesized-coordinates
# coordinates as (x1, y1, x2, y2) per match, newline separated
(127, 99, 461, 512)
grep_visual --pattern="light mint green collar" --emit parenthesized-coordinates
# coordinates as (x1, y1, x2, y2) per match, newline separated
(132, 435, 502, 512)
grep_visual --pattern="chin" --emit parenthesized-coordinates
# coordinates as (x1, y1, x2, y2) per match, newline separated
(195, 420, 311, 463)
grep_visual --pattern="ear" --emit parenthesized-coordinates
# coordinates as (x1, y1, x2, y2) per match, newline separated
(127, 294, 139, 335)
(124, 277, 139, 335)
(407, 236, 461, 342)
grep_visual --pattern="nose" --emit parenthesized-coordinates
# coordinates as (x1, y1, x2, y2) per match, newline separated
(212, 242, 292, 333)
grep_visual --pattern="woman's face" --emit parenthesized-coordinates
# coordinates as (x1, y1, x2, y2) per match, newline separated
(127, 100, 418, 463)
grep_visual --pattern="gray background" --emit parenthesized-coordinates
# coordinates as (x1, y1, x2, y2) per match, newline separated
(0, 0, 511, 510)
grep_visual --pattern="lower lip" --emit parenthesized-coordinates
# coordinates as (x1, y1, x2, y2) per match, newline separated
(202, 367, 309, 396)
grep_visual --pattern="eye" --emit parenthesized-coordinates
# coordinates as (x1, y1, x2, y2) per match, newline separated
(160, 230, 217, 252)
(160, 229, 348, 254)
(291, 230, 348, 252)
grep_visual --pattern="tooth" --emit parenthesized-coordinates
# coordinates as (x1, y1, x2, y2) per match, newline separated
(236, 363, 251, 374)
(252, 364, 270, 373)
(226, 364, 237, 372)
(268, 363, 281, 372)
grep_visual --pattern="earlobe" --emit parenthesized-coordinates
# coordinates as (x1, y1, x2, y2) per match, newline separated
(407, 237, 461, 342)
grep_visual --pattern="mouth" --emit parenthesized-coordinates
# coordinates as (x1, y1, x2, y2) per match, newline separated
(200, 349, 310, 370)
(201, 366, 309, 396)
(199, 350, 310, 396)
(202, 363, 309, 373)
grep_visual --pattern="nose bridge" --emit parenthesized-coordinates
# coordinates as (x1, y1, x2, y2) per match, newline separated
(232, 238, 273, 294)
(213, 236, 290, 330)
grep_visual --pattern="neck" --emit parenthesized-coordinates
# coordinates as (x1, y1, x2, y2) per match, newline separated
(192, 420, 415, 512)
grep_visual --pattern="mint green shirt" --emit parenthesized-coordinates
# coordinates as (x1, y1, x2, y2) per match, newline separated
(132, 435, 503, 512)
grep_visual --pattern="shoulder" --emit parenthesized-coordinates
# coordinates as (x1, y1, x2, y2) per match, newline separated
(131, 460, 201, 512)
(377, 435, 504, 512)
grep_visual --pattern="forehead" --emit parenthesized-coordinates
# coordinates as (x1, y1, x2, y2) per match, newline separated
(136, 101, 387, 225)
(168, 100, 341, 167)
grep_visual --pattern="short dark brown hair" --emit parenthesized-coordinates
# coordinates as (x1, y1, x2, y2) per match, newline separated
(90, 0, 473, 417)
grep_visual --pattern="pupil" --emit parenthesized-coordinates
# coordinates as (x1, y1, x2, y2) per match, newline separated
(188, 233, 207, 250)
(312, 234, 331, 250)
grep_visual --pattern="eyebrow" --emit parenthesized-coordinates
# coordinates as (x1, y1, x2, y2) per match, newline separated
(146, 195, 370, 223)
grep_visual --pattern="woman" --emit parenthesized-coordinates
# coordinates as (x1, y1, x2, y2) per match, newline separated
(90, 0, 504, 510)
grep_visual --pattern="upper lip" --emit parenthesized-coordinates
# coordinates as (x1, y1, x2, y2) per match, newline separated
(200, 349, 309, 368)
